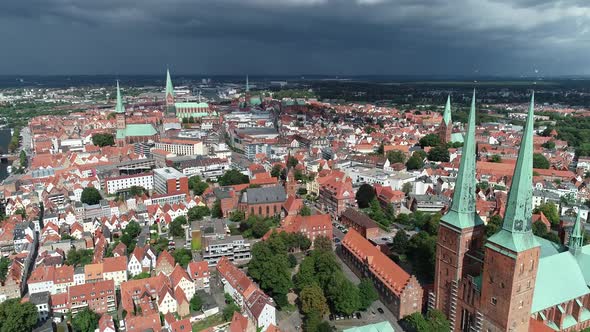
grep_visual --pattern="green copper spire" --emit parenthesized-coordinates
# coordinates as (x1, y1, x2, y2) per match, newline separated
(441, 90, 483, 229)
(570, 212, 584, 256)
(166, 68, 174, 101)
(115, 81, 125, 114)
(487, 92, 539, 253)
(443, 95, 452, 125)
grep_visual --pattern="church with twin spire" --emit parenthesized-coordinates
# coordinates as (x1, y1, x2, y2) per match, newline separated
(433, 92, 590, 332)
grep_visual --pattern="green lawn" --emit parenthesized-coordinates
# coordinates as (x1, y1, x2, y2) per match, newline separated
(192, 313, 225, 332)
(192, 237, 202, 251)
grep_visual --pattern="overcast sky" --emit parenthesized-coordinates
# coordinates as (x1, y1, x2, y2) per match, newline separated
(1, 0, 589, 76)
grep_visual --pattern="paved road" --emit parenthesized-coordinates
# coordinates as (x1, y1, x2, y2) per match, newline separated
(277, 309, 303, 332)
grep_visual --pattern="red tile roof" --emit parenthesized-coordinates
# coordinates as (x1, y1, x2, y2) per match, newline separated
(187, 261, 209, 280)
(125, 313, 162, 332)
(169, 318, 191, 332)
(342, 229, 411, 296)
(229, 312, 249, 332)
(216, 257, 257, 300)
(103, 256, 127, 273)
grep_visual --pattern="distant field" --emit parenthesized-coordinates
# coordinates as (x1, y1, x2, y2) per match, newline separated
(405, 81, 559, 86)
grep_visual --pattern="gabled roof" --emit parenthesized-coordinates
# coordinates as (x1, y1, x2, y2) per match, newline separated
(245, 288, 275, 318)
(187, 261, 209, 280)
(169, 264, 191, 288)
(103, 256, 127, 273)
(341, 208, 379, 230)
(342, 229, 413, 296)
(242, 186, 286, 204)
(156, 250, 175, 269)
(229, 312, 249, 332)
(216, 257, 256, 299)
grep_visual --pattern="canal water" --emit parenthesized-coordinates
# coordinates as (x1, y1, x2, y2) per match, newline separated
(0, 129, 13, 182)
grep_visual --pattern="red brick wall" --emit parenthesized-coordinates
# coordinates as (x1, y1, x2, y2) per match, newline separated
(166, 177, 189, 195)
(480, 246, 540, 332)
(243, 202, 282, 218)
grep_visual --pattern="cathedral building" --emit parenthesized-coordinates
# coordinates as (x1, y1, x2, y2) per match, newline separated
(165, 69, 218, 122)
(432, 92, 590, 332)
(114, 82, 158, 146)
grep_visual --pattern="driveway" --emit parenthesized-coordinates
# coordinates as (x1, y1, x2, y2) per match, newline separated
(332, 250, 405, 331)
(277, 309, 303, 332)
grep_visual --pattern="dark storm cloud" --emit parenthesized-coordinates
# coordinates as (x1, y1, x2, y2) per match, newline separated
(0, 0, 589, 75)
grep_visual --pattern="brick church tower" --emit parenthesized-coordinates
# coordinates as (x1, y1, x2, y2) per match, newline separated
(433, 91, 485, 330)
(434, 92, 541, 332)
(439, 95, 453, 144)
(480, 93, 540, 332)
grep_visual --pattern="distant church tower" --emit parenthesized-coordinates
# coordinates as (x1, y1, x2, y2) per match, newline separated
(165, 68, 176, 115)
(439, 95, 453, 144)
(480, 93, 539, 332)
(285, 168, 297, 198)
(115, 81, 126, 130)
(433, 90, 485, 329)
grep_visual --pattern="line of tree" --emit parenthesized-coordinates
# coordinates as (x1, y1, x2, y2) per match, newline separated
(248, 232, 311, 308)
(400, 308, 450, 332)
(293, 236, 378, 331)
(8, 127, 20, 153)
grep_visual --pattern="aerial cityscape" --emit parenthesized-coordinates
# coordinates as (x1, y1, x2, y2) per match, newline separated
(4, 1, 590, 332)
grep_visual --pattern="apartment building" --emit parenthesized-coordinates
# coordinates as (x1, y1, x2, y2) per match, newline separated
(104, 172, 154, 195)
(155, 138, 205, 156)
(202, 235, 251, 267)
(68, 279, 116, 315)
(153, 167, 189, 195)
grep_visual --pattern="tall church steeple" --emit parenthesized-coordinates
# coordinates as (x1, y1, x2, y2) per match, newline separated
(480, 92, 540, 332)
(487, 92, 539, 252)
(165, 68, 176, 114)
(115, 80, 125, 114)
(115, 81, 126, 130)
(246, 75, 250, 92)
(443, 95, 452, 126)
(433, 91, 485, 327)
(439, 95, 453, 144)
(441, 90, 482, 229)
(569, 211, 585, 256)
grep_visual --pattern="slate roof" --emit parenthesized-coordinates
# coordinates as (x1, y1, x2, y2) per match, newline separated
(242, 186, 286, 204)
